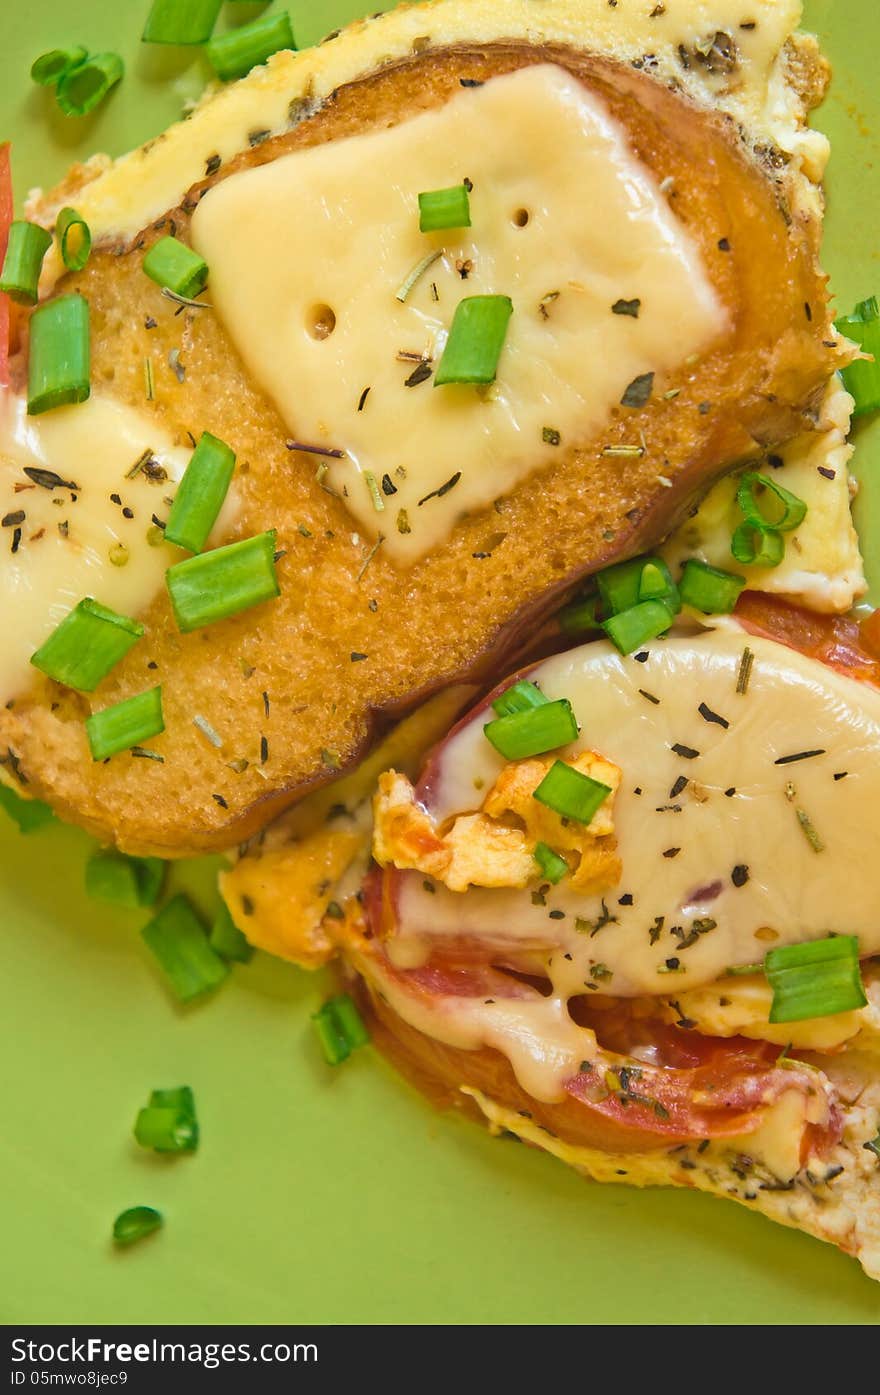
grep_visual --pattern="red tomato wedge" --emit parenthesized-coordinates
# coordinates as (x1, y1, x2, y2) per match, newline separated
(0, 142, 12, 385)
(735, 590, 880, 686)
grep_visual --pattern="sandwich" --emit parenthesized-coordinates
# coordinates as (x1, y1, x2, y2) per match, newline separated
(0, 0, 850, 854)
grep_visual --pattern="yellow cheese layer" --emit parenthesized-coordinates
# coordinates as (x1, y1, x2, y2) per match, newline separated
(191, 64, 723, 562)
(0, 395, 233, 701)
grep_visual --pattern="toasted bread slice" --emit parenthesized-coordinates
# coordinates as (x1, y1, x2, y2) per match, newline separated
(1, 0, 845, 854)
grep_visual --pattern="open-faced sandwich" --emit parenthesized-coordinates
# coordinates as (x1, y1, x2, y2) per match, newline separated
(3, 0, 880, 1282)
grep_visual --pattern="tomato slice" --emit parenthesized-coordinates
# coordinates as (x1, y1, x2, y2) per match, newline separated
(0, 143, 12, 386)
(735, 590, 880, 686)
(350, 937, 839, 1156)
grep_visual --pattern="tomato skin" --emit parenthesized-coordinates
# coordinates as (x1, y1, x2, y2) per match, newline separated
(735, 590, 880, 686)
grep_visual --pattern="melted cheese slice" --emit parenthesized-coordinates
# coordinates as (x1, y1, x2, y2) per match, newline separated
(664, 380, 864, 614)
(0, 393, 236, 702)
(191, 64, 723, 562)
(394, 629, 880, 996)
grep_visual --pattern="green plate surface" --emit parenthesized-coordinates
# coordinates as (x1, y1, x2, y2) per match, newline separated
(2, 0, 880, 1325)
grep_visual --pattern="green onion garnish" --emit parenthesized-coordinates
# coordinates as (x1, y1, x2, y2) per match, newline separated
(134, 1085, 199, 1153)
(85, 849, 165, 908)
(558, 594, 603, 635)
(435, 295, 513, 386)
(730, 520, 784, 568)
(491, 679, 547, 718)
(56, 52, 123, 117)
(165, 531, 279, 633)
(836, 296, 880, 417)
(596, 555, 679, 617)
(484, 698, 578, 760)
(27, 293, 90, 415)
(418, 184, 471, 233)
(142, 236, 208, 299)
(737, 473, 807, 532)
(601, 599, 674, 654)
(56, 207, 91, 272)
(112, 1206, 162, 1246)
(86, 686, 164, 761)
(206, 9, 296, 82)
(312, 993, 370, 1066)
(31, 46, 87, 87)
(142, 0, 223, 44)
(0, 785, 54, 834)
(534, 841, 568, 884)
(765, 935, 867, 1023)
(164, 431, 235, 553)
(141, 893, 229, 1002)
(533, 760, 611, 825)
(31, 598, 144, 692)
(209, 900, 253, 963)
(134, 1105, 198, 1153)
(679, 559, 745, 614)
(0, 221, 52, 304)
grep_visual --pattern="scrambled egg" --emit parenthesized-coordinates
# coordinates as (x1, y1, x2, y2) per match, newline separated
(372, 751, 621, 894)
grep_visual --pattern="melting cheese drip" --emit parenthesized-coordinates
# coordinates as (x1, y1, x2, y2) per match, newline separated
(192, 64, 724, 562)
(0, 394, 236, 702)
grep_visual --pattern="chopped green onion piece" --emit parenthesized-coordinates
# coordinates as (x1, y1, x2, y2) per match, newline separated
(31, 598, 144, 692)
(27, 293, 90, 415)
(31, 46, 88, 87)
(85, 850, 166, 908)
(141, 893, 229, 1002)
(143, 0, 223, 44)
(596, 557, 643, 615)
(86, 686, 164, 761)
(484, 698, 578, 760)
(134, 1106, 198, 1153)
(836, 295, 880, 417)
(112, 1206, 162, 1246)
(0, 784, 55, 833)
(418, 183, 472, 233)
(142, 236, 208, 299)
(596, 555, 679, 617)
(534, 841, 568, 884)
(164, 431, 235, 553)
(679, 559, 746, 614)
(312, 992, 370, 1066)
(765, 935, 867, 1023)
(0, 221, 52, 305)
(165, 531, 279, 633)
(206, 10, 296, 82)
(865, 1131, 880, 1162)
(737, 472, 807, 532)
(601, 599, 674, 655)
(491, 679, 547, 718)
(209, 900, 254, 963)
(56, 52, 123, 117)
(150, 1085, 196, 1116)
(435, 295, 513, 387)
(533, 760, 611, 825)
(730, 520, 785, 568)
(558, 594, 603, 635)
(56, 207, 91, 272)
(638, 560, 675, 603)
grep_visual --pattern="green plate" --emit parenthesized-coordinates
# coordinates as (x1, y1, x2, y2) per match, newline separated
(2, 1, 879, 1325)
